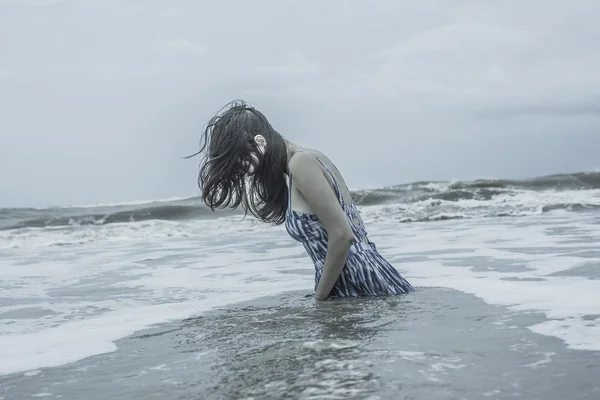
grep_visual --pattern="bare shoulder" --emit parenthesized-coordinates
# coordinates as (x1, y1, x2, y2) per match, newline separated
(288, 151, 321, 173)
(287, 150, 352, 237)
(288, 148, 335, 173)
(287, 150, 337, 201)
(287, 150, 337, 189)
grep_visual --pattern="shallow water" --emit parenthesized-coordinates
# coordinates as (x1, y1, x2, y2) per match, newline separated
(1, 209, 600, 398)
(2, 288, 598, 399)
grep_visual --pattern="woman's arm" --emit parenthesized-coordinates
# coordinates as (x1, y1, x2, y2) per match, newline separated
(288, 153, 354, 299)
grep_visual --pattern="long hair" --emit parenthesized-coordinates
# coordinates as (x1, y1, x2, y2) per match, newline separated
(186, 100, 289, 225)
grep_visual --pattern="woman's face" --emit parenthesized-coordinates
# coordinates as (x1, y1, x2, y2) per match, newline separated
(243, 135, 266, 180)
(244, 152, 260, 178)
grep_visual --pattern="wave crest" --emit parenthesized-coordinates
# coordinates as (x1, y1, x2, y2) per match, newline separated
(2, 171, 600, 231)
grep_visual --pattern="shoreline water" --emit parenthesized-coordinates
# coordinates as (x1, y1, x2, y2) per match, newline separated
(0, 215, 600, 368)
(1, 173, 600, 398)
(1, 288, 598, 399)
(1, 212, 599, 376)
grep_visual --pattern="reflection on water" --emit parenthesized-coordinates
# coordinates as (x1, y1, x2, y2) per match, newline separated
(178, 294, 408, 399)
(1, 288, 598, 400)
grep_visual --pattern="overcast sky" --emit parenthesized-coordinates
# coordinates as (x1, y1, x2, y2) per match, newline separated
(1, 0, 599, 207)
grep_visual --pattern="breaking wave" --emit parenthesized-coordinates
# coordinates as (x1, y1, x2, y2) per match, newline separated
(2, 171, 600, 231)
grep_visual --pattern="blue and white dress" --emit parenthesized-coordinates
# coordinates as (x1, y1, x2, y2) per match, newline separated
(285, 153, 414, 297)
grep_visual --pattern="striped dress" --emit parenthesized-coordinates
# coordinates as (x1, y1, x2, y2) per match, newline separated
(285, 153, 415, 298)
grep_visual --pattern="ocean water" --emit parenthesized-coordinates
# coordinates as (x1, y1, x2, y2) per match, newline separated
(1, 172, 600, 399)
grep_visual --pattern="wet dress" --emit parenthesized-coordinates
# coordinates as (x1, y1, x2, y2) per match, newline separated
(285, 153, 415, 297)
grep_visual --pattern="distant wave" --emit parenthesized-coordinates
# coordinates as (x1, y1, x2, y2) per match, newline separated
(352, 171, 600, 206)
(1, 171, 600, 230)
(0, 198, 228, 231)
(369, 202, 600, 224)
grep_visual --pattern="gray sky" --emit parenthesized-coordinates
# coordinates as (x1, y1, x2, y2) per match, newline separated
(1, 0, 599, 208)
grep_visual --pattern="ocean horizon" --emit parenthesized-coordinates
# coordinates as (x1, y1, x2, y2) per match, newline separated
(2, 169, 599, 233)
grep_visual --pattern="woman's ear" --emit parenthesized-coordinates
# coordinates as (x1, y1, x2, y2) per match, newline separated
(254, 135, 267, 153)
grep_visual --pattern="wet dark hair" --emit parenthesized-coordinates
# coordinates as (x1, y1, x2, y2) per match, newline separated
(186, 100, 289, 225)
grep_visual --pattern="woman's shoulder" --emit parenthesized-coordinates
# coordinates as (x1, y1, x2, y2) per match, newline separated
(288, 148, 331, 169)
(288, 149, 345, 189)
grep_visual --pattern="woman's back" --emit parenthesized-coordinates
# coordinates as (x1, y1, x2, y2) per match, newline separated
(285, 150, 415, 298)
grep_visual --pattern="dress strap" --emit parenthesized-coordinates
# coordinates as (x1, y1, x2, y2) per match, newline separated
(287, 174, 293, 209)
(306, 153, 345, 207)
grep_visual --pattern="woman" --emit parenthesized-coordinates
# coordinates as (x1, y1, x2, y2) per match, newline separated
(189, 100, 414, 299)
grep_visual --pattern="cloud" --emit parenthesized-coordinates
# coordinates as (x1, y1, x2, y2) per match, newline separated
(473, 101, 600, 119)
(251, 48, 325, 79)
(1, 0, 67, 6)
(155, 39, 206, 55)
(231, 2, 600, 119)
(0, 0, 599, 206)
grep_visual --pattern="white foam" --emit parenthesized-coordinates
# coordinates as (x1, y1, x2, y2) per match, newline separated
(3, 189, 600, 251)
(530, 319, 600, 351)
(523, 352, 555, 369)
(50, 196, 196, 210)
(303, 340, 360, 351)
(1, 206, 599, 377)
(360, 188, 600, 223)
(0, 225, 312, 376)
(371, 213, 600, 351)
(0, 215, 270, 249)
(0, 288, 310, 375)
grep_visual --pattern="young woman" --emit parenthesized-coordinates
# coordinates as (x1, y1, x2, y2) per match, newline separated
(189, 100, 414, 299)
